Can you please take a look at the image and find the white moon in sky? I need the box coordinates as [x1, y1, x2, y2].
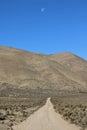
[41, 8, 45, 12]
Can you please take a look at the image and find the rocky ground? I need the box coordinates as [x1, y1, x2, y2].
[0, 97, 46, 130]
[0, 94, 87, 130]
[13, 98, 80, 130]
[52, 94, 87, 130]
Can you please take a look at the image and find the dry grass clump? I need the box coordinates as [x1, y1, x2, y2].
[52, 95, 87, 130]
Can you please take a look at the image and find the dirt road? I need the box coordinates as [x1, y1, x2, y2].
[13, 98, 80, 130]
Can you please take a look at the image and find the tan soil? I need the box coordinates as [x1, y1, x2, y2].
[13, 98, 81, 130]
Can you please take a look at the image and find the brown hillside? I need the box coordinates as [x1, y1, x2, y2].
[0, 47, 87, 97]
[49, 52, 87, 83]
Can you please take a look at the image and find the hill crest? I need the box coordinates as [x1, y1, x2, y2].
[0, 46, 87, 97]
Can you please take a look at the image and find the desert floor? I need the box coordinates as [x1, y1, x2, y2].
[13, 98, 81, 130]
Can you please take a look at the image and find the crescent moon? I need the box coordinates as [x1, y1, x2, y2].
[41, 8, 45, 12]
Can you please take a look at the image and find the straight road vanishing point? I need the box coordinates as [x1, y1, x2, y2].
[13, 98, 81, 130]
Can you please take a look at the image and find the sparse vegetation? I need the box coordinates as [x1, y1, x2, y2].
[0, 47, 87, 129]
[0, 97, 46, 130]
[1, 94, 87, 130]
[52, 94, 87, 130]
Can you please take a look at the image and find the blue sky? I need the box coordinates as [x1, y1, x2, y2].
[0, 0, 87, 59]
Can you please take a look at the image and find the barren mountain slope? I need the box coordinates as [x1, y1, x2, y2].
[0, 47, 87, 97]
[49, 52, 87, 83]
